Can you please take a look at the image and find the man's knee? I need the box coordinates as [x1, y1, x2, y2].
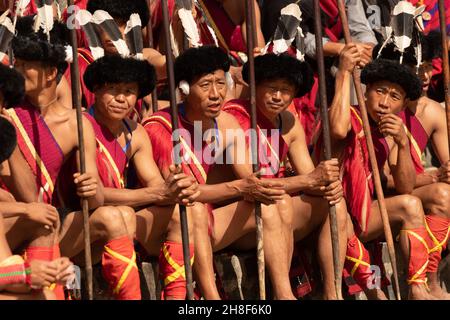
[117, 206, 136, 236]
[91, 206, 128, 236]
[428, 183, 450, 217]
[399, 195, 424, 226]
[276, 194, 294, 226]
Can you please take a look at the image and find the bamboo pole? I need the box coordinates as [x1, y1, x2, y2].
[67, 0, 93, 300]
[245, 0, 265, 300]
[313, 0, 342, 300]
[161, 0, 194, 300]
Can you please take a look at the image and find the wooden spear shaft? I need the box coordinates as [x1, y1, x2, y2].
[245, 0, 265, 300]
[437, 0, 450, 152]
[67, 0, 93, 300]
[336, 0, 401, 300]
[161, 0, 194, 300]
[313, 0, 342, 300]
[146, 0, 159, 114]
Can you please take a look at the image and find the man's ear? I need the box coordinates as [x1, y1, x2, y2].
[45, 66, 58, 82]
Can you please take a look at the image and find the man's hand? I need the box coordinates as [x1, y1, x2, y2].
[308, 159, 340, 187]
[53, 257, 75, 286]
[338, 43, 360, 73]
[240, 173, 286, 205]
[320, 180, 344, 205]
[355, 43, 373, 67]
[162, 165, 200, 206]
[438, 160, 450, 184]
[24, 202, 59, 229]
[378, 114, 408, 146]
[73, 172, 98, 198]
[28, 260, 58, 289]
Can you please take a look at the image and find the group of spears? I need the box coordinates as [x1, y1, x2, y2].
[0, 0, 449, 301]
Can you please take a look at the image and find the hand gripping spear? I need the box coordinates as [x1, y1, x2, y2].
[437, 0, 450, 152]
[313, 0, 342, 300]
[336, 0, 401, 300]
[161, 0, 194, 300]
[67, 0, 93, 300]
[245, 0, 266, 300]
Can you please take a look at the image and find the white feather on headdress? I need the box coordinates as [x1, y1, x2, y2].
[14, 0, 31, 29]
[176, 0, 201, 48]
[92, 10, 130, 58]
[75, 10, 105, 60]
[124, 13, 144, 60]
[34, 0, 54, 41]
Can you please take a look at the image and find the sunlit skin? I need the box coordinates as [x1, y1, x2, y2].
[94, 82, 139, 122]
[255, 79, 297, 121]
[183, 70, 227, 127]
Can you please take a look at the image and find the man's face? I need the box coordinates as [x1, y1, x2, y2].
[97, 20, 127, 55]
[417, 61, 433, 93]
[256, 79, 296, 118]
[365, 80, 407, 122]
[14, 59, 53, 94]
[95, 82, 139, 121]
[185, 70, 227, 119]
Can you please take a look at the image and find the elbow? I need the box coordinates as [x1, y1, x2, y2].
[330, 127, 349, 141]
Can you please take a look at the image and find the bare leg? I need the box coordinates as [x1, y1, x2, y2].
[361, 195, 435, 300]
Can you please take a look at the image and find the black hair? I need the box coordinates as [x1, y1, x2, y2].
[243, 53, 314, 98]
[87, 0, 150, 28]
[0, 64, 25, 108]
[12, 16, 70, 80]
[0, 117, 17, 163]
[361, 59, 422, 100]
[174, 46, 230, 85]
[83, 54, 156, 98]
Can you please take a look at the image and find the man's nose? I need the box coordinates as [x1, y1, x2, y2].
[273, 90, 282, 101]
[209, 84, 219, 99]
[115, 93, 126, 102]
[379, 94, 390, 109]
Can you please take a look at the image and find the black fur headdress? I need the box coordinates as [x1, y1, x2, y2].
[243, 53, 314, 98]
[83, 54, 156, 98]
[0, 64, 25, 108]
[0, 117, 17, 164]
[12, 15, 70, 77]
[361, 59, 422, 100]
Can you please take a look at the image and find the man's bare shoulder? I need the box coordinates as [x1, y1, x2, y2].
[217, 110, 242, 130]
[420, 96, 445, 126]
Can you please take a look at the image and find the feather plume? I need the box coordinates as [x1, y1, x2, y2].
[194, 0, 218, 46]
[176, 0, 201, 48]
[271, 3, 302, 55]
[391, 1, 415, 63]
[0, 16, 14, 63]
[34, 0, 54, 40]
[92, 10, 130, 58]
[124, 14, 144, 60]
[14, 0, 31, 17]
[75, 10, 104, 60]
[169, 23, 180, 57]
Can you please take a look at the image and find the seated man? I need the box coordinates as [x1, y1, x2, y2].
[59, 53, 199, 300]
[328, 46, 434, 300]
[222, 51, 387, 300]
[0, 115, 73, 300]
[375, 39, 450, 299]
[3, 16, 103, 300]
[144, 46, 296, 300]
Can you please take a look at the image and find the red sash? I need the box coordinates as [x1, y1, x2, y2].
[223, 99, 290, 178]
[197, 0, 246, 59]
[398, 108, 428, 174]
[319, 0, 343, 42]
[84, 113, 128, 189]
[6, 104, 64, 204]
[143, 108, 210, 185]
